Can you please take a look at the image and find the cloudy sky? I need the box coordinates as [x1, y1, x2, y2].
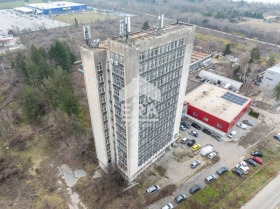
[233, 0, 280, 3]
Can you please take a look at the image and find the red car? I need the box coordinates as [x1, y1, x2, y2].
[250, 156, 263, 164]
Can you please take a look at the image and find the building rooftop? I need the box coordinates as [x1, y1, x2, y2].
[112, 22, 194, 45]
[199, 70, 243, 91]
[185, 83, 252, 123]
[14, 7, 34, 13]
[191, 50, 211, 64]
[25, 1, 86, 10]
[266, 64, 280, 74]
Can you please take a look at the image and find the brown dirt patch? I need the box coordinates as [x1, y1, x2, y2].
[238, 123, 274, 148]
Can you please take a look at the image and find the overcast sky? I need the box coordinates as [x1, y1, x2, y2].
[233, 0, 280, 3]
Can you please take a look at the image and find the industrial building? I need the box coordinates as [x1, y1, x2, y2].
[25, 1, 87, 15]
[14, 7, 34, 14]
[199, 70, 243, 91]
[80, 20, 195, 181]
[184, 83, 252, 135]
[261, 64, 280, 90]
[189, 50, 212, 73]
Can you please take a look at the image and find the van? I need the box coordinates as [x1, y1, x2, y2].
[200, 146, 214, 156]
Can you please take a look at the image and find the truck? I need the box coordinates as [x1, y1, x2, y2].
[200, 146, 214, 156]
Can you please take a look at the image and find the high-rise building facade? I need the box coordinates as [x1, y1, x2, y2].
[81, 22, 196, 181]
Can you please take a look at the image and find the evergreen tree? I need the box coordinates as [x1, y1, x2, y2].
[23, 86, 45, 121]
[43, 67, 79, 116]
[49, 41, 75, 72]
[13, 52, 30, 85]
[142, 21, 150, 30]
[274, 82, 280, 101]
[266, 54, 276, 67]
[249, 48, 260, 63]
[74, 18, 79, 27]
[223, 44, 231, 55]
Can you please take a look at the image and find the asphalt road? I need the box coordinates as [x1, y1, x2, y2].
[240, 173, 280, 209]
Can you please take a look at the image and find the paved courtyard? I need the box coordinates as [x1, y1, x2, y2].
[146, 112, 268, 209]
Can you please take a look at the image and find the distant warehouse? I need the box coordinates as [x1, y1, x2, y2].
[25, 1, 87, 15]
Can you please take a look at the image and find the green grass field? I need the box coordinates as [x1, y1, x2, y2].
[53, 11, 117, 25]
[0, 0, 42, 9]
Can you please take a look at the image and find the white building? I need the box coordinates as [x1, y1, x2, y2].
[80, 22, 195, 181]
[261, 64, 280, 90]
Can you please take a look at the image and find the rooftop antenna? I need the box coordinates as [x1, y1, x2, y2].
[120, 16, 131, 42]
[83, 26, 100, 48]
[156, 14, 164, 35]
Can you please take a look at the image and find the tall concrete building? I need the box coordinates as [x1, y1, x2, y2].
[81, 22, 196, 181]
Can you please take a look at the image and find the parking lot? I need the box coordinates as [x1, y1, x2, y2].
[147, 113, 264, 209]
[0, 9, 69, 34]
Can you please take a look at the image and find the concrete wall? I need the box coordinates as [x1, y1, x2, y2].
[80, 47, 109, 170]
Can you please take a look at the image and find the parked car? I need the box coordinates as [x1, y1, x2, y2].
[191, 122, 201, 130]
[187, 139, 196, 147]
[244, 157, 257, 167]
[200, 146, 214, 156]
[202, 128, 211, 135]
[251, 151, 263, 157]
[180, 125, 187, 131]
[181, 122, 190, 129]
[273, 134, 280, 141]
[242, 120, 254, 126]
[250, 156, 263, 164]
[191, 144, 201, 151]
[236, 123, 248, 130]
[205, 175, 216, 184]
[191, 160, 201, 168]
[190, 184, 201, 194]
[211, 133, 221, 141]
[189, 131, 198, 137]
[231, 167, 243, 177]
[181, 137, 189, 144]
[217, 167, 228, 175]
[162, 203, 174, 209]
[228, 130, 237, 138]
[236, 161, 249, 174]
[175, 194, 187, 204]
[146, 185, 160, 194]
[208, 152, 217, 159]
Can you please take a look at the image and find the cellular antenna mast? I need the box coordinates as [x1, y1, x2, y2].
[156, 14, 164, 35]
[83, 26, 100, 48]
[120, 16, 131, 42]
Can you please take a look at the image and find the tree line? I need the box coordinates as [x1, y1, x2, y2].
[12, 40, 79, 122]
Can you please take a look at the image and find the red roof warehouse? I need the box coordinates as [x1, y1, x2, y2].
[184, 83, 252, 134]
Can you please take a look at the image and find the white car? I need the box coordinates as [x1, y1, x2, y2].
[181, 137, 189, 144]
[236, 161, 249, 174]
[236, 123, 248, 130]
[146, 185, 160, 194]
[190, 160, 201, 168]
[205, 174, 216, 183]
[162, 203, 174, 209]
[228, 130, 237, 138]
[208, 152, 217, 159]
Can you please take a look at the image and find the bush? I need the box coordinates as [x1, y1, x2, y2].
[154, 165, 167, 177]
[248, 110, 259, 118]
